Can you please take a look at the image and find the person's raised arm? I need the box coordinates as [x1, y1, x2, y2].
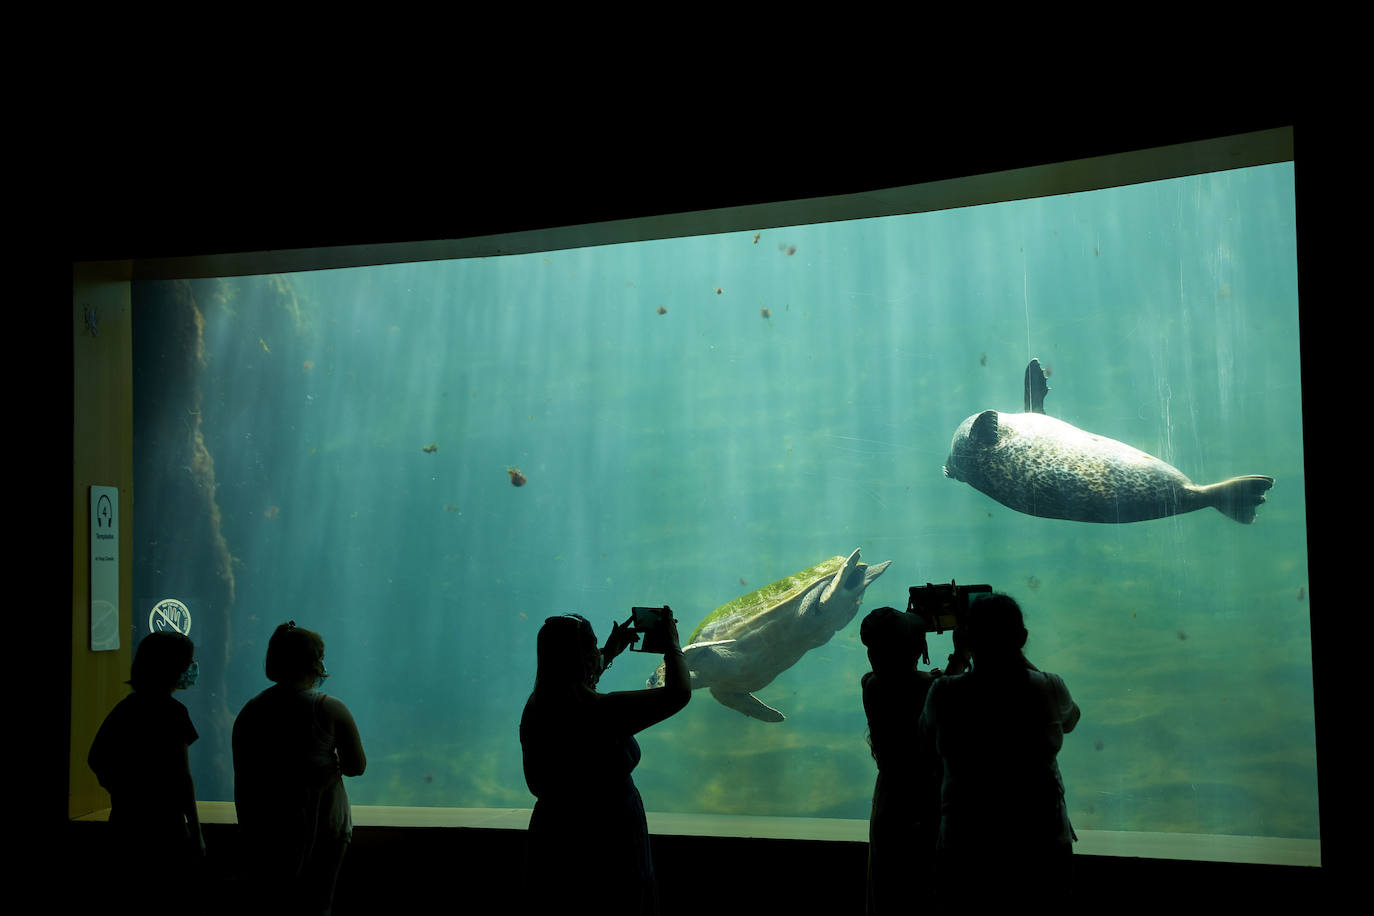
[595, 610, 690, 735]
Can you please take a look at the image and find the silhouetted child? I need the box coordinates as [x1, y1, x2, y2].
[88, 631, 204, 911]
[860, 606, 944, 915]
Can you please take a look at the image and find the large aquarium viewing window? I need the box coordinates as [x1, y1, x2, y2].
[128, 135, 1313, 856]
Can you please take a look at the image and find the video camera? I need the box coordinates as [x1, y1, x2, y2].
[906, 580, 992, 633]
[906, 580, 991, 671]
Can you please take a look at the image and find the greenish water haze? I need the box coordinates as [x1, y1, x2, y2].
[133, 162, 1312, 838]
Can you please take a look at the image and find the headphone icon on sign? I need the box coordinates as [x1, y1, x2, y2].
[96, 494, 113, 528]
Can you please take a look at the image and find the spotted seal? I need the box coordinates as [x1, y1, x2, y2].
[944, 359, 1274, 524]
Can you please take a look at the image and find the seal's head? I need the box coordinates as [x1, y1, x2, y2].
[945, 410, 998, 483]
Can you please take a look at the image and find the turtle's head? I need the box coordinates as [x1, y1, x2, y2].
[847, 557, 891, 597]
[826, 548, 890, 599]
[648, 646, 714, 688]
[813, 549, 890, 635]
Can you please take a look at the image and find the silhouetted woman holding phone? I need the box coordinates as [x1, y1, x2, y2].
[520, 610, 690, 916]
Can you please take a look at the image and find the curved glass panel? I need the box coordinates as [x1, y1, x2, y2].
[132, 161, 1311, 839]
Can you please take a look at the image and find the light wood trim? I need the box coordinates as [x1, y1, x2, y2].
[70, 261, 135, 818]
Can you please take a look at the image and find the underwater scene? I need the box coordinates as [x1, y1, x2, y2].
[131, 161, 1312, 839]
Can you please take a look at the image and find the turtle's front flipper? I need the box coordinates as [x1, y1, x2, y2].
[1024, 358, 1050, 414]
[710, 688, 785, 722]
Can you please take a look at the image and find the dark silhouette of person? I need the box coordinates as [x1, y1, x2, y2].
[88, 631, 205, 914]
[919, 593, 1080, 900]
[520, 611, 691, 916]
[232, 622, 366, 916]
[859, 606, 945, 915]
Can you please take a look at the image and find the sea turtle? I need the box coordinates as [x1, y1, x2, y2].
[647, 548, 889, 722]
[944, 358, 1274, 524]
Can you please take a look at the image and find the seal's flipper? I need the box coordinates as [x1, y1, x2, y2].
[1200, 475, 1275, 525]
[710, 688, 785, 722]
[1024, 358, 1050, 413]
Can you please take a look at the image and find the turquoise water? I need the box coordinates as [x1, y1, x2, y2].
[132, 162, 1312, 838]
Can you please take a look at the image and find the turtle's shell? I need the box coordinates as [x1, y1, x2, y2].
[687, 555, 846, 645]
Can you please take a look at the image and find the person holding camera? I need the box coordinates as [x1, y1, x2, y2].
[859, 606, 946, 915]
[520, 608, 690, 916]
[919, 593, 1080, 900]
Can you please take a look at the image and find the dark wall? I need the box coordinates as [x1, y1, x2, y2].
[64, 113, 1300, 263]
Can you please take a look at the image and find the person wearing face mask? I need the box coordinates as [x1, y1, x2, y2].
[88, 629, 206, 896]
[232, 621, 366, 916]
[520, 611, 691, 916]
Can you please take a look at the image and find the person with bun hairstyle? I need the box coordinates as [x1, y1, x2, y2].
[233, 622, 366, 916]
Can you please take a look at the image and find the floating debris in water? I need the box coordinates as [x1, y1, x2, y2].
[1025, 575, 1041, 592]
[753, 232, 760, 244]
[778, 243, 796, 256]
[443, 505, 461, 513]
[508, 467, 528, 487]
[979, 352, 988, 366]
[1093, 738, 1104, 751]
[739, 577, 748, 587]
[259, 338, 270, 353]
[302, 360, 314, 371]
[760, 307, 771, 319]
[714, 287, 723, 295]
[263, 506, 279, 519]
[423, 772, 433, 784]
[1296, 586, 1305, 601]
[1177, 630, 1188, 641]
[422, 443, 438, 454]
[656, 305, 668, 315]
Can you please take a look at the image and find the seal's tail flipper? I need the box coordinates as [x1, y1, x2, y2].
[1024, 358, 1050, 414]
[1202, 475, 1276, 524]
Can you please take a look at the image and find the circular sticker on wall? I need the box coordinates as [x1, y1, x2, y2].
[149, 598, 192, 635]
